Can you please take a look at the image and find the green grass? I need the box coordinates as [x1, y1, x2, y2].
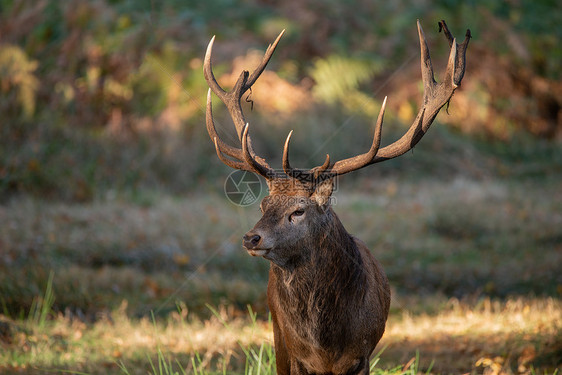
[1, 144, 561, 374]
[3, 295, 560, 374]
[1, 144, 560, 319]
[1, 165, 561, 373]
[27, 270, 55, 328]
[120, 345, 399, 375]
[1, 127, 561, 375]
[1, 271, 561, 374]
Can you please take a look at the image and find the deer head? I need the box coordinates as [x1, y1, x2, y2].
[204, 20, 470, 265]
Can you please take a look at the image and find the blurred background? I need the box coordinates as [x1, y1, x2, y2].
[0, 0, 561, 374]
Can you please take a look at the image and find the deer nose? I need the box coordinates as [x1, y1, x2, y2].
[243, 233, 261, 249]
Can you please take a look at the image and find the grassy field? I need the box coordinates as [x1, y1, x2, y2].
[1, 1, 561, 373]
[1, 294, 560, 374]
[1, 129, 561, 374]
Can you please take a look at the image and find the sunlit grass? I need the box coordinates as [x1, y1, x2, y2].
[1, 291, 560, 374]
[1, 130, 560, 374]
[382, 296, 562, 373]
[1, 174, 561, 373]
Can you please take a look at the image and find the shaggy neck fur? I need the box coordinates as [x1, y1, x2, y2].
[271, 207, 367, 352]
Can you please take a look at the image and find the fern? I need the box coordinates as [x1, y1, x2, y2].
[309, 54, 383, 116]
[0, 44, 39, 118]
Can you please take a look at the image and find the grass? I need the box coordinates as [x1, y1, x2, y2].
[27, 271, 55, 329]
[0, 170, 561, 373]
[0, 106, 561, 375]
[1, 157, 561, 317]
[1, 288, 560, 374]
[1, 1, 560, 373]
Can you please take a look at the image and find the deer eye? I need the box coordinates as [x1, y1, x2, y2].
[289, 209, 305, 222]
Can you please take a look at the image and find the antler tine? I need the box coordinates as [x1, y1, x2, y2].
[366, 20, 469, 164]
[204, 30, 285, 139]
[203, 34, 248, 140]
[247, 30, 286, 88]
[209, 88, 257, 172]
[316, 153, 331, 175]
[283, 96, 387, 179]
[203, 36, 227, 101]
[213, 137, 248, 170]
[445, 38, 458, 89]
[204, 32, 287, 178]
[418, 20, 436, 100]
[282, 130, 331, 181]
[281, 130, 294, 175]
[206, 89, 245, 161]
[329, 97, 387, 175]
[439, 20, 471, 85]
[323, 20, 469, 175]
[242, 123, 275, 178]
[358, 20, 435, 163]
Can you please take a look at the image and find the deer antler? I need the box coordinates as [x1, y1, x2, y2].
[283, 20, 471, 178]
[204, 31, 286, 178]
[282, 97, 386, 178]
[204, 20, 471, 185]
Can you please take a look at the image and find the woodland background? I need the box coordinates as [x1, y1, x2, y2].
[0, 1, 561, 374]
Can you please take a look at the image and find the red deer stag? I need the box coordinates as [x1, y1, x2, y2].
[204, 20, 470, 375]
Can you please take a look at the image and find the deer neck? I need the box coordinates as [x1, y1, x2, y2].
[272, 208, 365, 297]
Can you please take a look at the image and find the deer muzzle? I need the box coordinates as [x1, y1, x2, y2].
[242, 232, 269, 256]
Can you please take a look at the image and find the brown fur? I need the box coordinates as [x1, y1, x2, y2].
[243, 182, 390, 375]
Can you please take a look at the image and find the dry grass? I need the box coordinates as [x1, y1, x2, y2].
[0, 297, 559, 374]
[382, 296, 562, 374]
[1, 138, 561, 374]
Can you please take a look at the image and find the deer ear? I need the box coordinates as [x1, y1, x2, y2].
[311, 178, 333, 207]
